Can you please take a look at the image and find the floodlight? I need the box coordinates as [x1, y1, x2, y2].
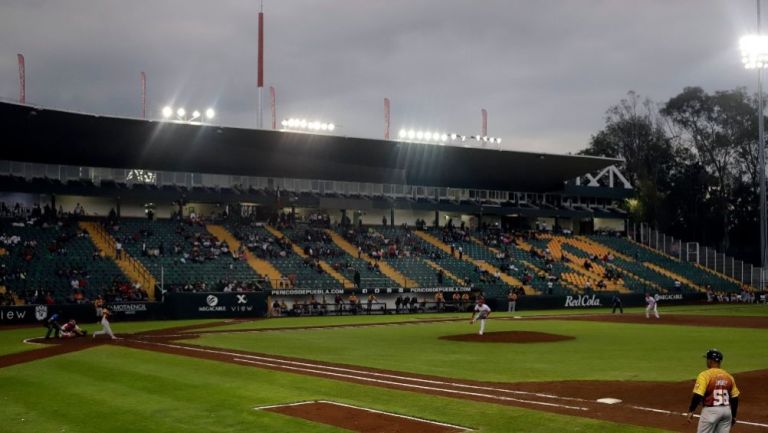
[407, 129, 415, 139]
[441, 134, 448, 141]
[162, 106, 173, 118]
[281, 120, 288, 127]
[299, 119, 307, 128]
[416, 131, 424, 140]
[424, 132, 433, 140]
[177, 108, 186, 117]
[328, 123, 335, 131]
[450, 133, 457, 140]
[399, 129, 407, 138]
[740, 35, 768, 69]
[205, 108, 215, 119]
[191, 110, 201, 120]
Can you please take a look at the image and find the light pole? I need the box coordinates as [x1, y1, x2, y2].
[740, 0, 768, 289]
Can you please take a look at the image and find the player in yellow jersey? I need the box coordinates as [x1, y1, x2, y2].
[686, 349, 740, 433]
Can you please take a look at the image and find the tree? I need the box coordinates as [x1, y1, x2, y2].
[580, 91, 677, 226]
[661, 87, 758, 250]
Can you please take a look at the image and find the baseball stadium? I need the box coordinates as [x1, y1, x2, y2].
[2, 3, 768, 433]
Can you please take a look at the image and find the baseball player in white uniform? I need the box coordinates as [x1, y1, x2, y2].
[470, 297, 491, 335]
[645, 293, 659, 319]
[92, 307, 117, 340]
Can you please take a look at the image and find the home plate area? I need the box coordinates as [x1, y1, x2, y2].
[256, 400, 473, 433]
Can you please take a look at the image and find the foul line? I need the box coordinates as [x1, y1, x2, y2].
[128, 338, 768, 429]
[255, 400, 474, 431]
[627, 405, 768, 429]
[138, 339, 589, 403]
[234, 357, 588, 411]
[130, 338, 587, 411]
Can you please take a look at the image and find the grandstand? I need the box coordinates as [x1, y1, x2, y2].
[0, 101, 757, 307]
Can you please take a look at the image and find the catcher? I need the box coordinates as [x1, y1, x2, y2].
[470, 296, 491, 335]
[60, 319, 87, 338]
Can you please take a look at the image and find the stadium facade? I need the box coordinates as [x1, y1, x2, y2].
[0, 102, 631, 232]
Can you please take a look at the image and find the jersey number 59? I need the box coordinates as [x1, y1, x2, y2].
[713, 389, 730, 406]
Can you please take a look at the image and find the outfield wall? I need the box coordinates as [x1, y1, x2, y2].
[0, 291, 706, 326]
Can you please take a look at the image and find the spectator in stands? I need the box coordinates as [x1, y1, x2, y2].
[354, 269, 361, 288]
[366, 293, 376, 314]
[348, 293, 359, 314]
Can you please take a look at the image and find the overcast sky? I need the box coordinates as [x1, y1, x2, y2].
[0, 1, 761, 154]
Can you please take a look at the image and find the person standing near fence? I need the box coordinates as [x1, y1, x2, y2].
[507, 289, 518, 312]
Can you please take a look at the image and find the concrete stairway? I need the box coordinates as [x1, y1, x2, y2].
[265, 225, 354, 289]
[79, 221, 157, 300]
[643, 262, 704, 292]
[414, 231, 531, 294]
[325, 229, 418, 288]
[423, 259, 465, 285]
[206, 224, 284, 286]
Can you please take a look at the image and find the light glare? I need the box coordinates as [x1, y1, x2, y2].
[162, 106, 173, 118]
[740, 34, 768, 69]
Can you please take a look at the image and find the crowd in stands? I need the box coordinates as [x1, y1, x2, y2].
[3, 201, 767, 307]
[270, 290, 482, 317]
[0, 207, 149, 305]
[169, 279, 266, 293]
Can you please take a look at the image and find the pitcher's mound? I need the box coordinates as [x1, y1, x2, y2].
[440, 331, 574, 343]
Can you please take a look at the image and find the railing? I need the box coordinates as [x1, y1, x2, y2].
[629, 222, 762, 289]
[90, 222, 155, 292]
[262, 276, 431, 291]
[268, 300, 475, 317]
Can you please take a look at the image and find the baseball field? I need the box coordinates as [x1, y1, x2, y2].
[1, 304, 767, 433]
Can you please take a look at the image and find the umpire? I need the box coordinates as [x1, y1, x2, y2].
[686, 349, 740, 433]
[44, 312, 61, 339]
[611, 295, 623, 314]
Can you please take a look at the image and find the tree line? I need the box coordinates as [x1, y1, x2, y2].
[580, 88, 761, 264]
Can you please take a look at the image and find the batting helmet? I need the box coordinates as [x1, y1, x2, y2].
[704, 349, 723, 362]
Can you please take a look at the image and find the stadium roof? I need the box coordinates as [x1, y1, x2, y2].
[0, 102, 620, 193]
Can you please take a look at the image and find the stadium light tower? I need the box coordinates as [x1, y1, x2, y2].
[161, 105, 215, 123]
[740, 0, 768, 289]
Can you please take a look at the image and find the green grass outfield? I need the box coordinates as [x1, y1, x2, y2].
[1, 304, 765, 433]
[0, 344, 667, 433]
[186, 314, 768, 383]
